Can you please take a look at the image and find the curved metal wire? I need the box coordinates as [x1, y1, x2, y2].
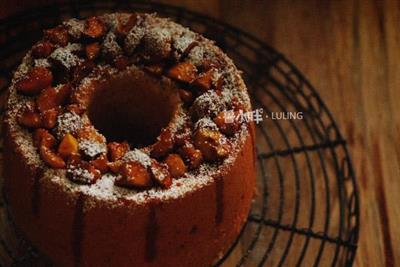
[0, 1, 359, 266]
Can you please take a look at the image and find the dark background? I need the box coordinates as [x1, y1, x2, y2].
[1, 0, 399, 266]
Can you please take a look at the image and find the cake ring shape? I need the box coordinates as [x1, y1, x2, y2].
[3, 13, 256, 267]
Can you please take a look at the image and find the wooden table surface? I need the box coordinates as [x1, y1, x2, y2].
[144, 1, 400, 266]
[1, 0, 399, 266]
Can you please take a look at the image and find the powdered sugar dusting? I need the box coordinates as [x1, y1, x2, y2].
[50, 44, 83, 70]
[11, 127, 42, 166]
[34, 58, 51, 68]
[142, 25, 172, 58]
[169, 106, 189, 134]
[13, 54, 33, 81]
[63, 18, 85, 39]
[79, 139, 107, 158]
[122, 149, 151, 167]
[5, 12, 253, 208]
[194, 117, 218, 131]
[191, 90, 227, 118]
[63, 164, 221, 208]
[211, 68, 222, 85]
[186, 45, 204, 67]
[40, 115, 249, 209]
[55, 112, 83, 138]
[124, 25, 145, 55]
[67, 165, 95, 184]
[150, 163, 168, 181]
[102, 32, 122, 58]
[173, 30, 197, 53]
[83, 174, 118, 201]
[101, 13, 119, 30]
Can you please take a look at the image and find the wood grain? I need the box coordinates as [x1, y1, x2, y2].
[147, 0, 400, 266]
[1, 0, 399, 266]
[208, 1, 400, 266]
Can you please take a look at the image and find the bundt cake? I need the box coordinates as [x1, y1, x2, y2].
[3, 13, 256, 267]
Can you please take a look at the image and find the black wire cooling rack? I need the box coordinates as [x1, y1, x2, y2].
[0, 1, 359, 266]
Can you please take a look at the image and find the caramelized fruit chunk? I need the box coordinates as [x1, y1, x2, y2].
[32, 41, 56, 58]
[77, 126, 104, 143]
[55, 83, 72, 106]
[116, 161, 152, 188]
[178, 89, 194, 105]
[84, 17, 106, 39]
[107, 141, 130, 161]
[166, 62, 197, 83]
[72, 61, 95, 84]
[33, 128, 56, 148]
[116, 14, 138, 36]
[164, 154, 187, 178]
[35, 129, 67, 169]
[85, 42, 101, 60]
[199, 59, 220, 72]
[16, 67, 53, 96]
[108, 160, 123, 173]
[44, 26, 69, 46]
[67, 154, 81, 165]
[41, 108, 59, 129]
[90, 154, 109, 173]
[18, 111, 42, 128]
[141, 33, 172, 63]
[178, 143, 203, 169]
[67, 159, 101, 184]
[150, 160, 172, 188]
[58, 133, 79, 158]
[40, 146, 66, 169]
[86, 164, 102, 182]
[213, 111, 240, 136]
[37, 87, 58, 112]
[193, 129, 230, 161]
[150, 128, 174, 158]
[192, 68, 214, 92]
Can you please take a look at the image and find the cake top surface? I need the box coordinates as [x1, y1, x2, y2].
[5, 12, 252, 207]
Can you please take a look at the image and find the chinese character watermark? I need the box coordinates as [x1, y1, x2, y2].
[225, 109, 303, 124]
[235, 108, 264, 124]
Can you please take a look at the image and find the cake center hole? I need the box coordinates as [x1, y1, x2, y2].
[88, 69, 179, 147]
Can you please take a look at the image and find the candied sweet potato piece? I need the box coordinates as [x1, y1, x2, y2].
[84, 17, 106, 39]
[166, 62, 197, 83]
[164, 154, 187, 178]
[16, 67, 53, 96]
